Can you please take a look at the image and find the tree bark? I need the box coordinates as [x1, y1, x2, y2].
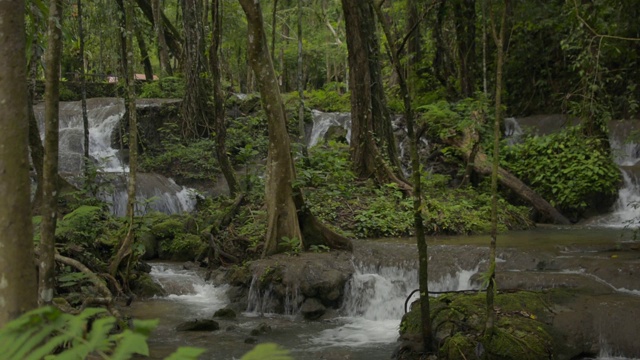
[0, 0, 38, 327]
[211, 0, 239, 196]
[77, 0, 91, 188]
[135, 22, 154, 81]
[39, 0, 64, 307]
[110, 0, 139, 278]
[135, 0, 183, 62]
[239, 0, 352, 256]
[181, 0, 212, 138]
[453, 0, 476, 98]
[152, 0, 173, 75]
[341, 0, 409, 189]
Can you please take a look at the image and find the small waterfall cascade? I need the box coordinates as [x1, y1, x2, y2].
[33, 98, 196, 216]
[597, 120, 640, 227]
[149, 264, 229, 317]
[308, 110, 352, 147]
[310, 262, 479, 348]
[245, 276, 302, 317]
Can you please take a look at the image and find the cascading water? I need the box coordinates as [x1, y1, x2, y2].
[308, 263, 478, 349]
[33, 98, 196, 216]
[308, 110, 352, 147]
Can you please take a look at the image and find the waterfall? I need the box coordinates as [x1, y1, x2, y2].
[308, 110, 352, 147]
[33, 98, 196, 216]
[310, 263, 478, 348]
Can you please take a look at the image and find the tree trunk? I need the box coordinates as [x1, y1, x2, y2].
[152, 0, 173, 75]
[39, 0, 64, 307]
[0, 0, 38, 327]
[238, 0, 352, 256]
[77, 0, 91, 188]
[135, 0, 183, 62]
[211, 0, 239, 196]
[341, 0, 409, 189]
[135, 22, 154, 81]
[181, 0, 212, 138]
[374, 1, 434, 352]
[110, 0, 138, 278]
[297, 0, 307, 155]
[453, 0, 476, 98]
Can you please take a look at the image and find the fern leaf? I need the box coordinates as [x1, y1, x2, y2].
[240, 343, 292, 360]
[164, 346, 206, 360]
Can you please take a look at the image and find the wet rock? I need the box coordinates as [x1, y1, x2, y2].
[176, 319, 220, 332]
[130, 272, 166, 298]
[244, 337, 257, 344]
[300, 297, 326, 320]
[138, 231, 158, 260]
[213, 308, 237, 319]
[250, 322, 271, 336]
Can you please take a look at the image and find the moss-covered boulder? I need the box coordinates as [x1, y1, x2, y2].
[130, 272, 166, 298]
[55, 205, 106, 245]
[159, 233, 207, 261]
[397, 291, 555, 360]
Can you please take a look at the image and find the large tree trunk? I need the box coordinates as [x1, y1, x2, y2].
[135, 0, 182, 62]
[211, 0, 239, 196]
[341, 0, 409, 189]
[181, 0, 212, 138]
[39, 0, 64, 307]
[239, 0, 352, 257]
[0, 0, 38, 327]
[453, 0, 476, 98]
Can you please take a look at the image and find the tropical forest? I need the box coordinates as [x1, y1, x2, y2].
[1, 0, 639, 359]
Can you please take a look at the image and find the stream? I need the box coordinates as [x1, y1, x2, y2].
[127, 226, 640, 359]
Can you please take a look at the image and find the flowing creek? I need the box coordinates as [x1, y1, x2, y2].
[128, 227, 640, 359]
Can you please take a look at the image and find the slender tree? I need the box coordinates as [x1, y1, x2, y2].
[110, 0, 139, 278]
[211, 0, 239, 196]
[77, 0, 91, 188]
[297, 0, 307, 155]
[151, 0, 174, 75]
[341, 0, 409, 189]
[375, 0, 434, 352]
[0, 0, 38, 327]
[39, 0, 65, 307]
[238, 0, 352, 256]
[485, 0, 508, 338]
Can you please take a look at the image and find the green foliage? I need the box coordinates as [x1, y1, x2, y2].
[240, 343, 292, 360]
[0, 307, 158, 360]
[305, 84, 350, 112]
[150, 215, 184, 239]
[160, 233, 207, 261]
[139, 124, 219, 182]
[139, 77, 185, 98]
[299, 142, 530, 238]
[55, 206, 106, 245]
[309, 244, 330, 253]
[278, 236, 301, 255]
[503, 126, 620, 218]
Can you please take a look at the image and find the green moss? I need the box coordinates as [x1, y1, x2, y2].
[55, 206, 105, 244]
[150, 217, 185, 239]
[131, 272, 166, 298]
[400, 291, 554, 360]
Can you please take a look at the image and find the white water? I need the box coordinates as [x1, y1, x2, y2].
[308, 110, 352, 147]
[308, 263, 478, 349]
[33, 98, 196, 216]
[150, 264, 229, 317]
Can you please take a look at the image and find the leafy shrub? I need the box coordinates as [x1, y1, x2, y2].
[305, 85, 350, 112]
[502, 126, 620, 218]
[139, 76, 185, 98]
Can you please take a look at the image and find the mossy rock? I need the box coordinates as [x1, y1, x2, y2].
[131, 272, 166, 298]
[138, 231, 159, 260]
[400, 291, 554, 360]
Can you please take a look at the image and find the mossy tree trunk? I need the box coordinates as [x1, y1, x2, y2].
[485, 0, 509, 338]
[39, 0, 64, 307]
[211, 0, 239, 196]
[239, 0, 352, 257]
[0, 0, 38, 327]
[341, 0, 409, 190]
[374, 1, 434, 352]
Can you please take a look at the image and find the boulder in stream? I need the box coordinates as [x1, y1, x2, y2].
[176, 319, 220, 332]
